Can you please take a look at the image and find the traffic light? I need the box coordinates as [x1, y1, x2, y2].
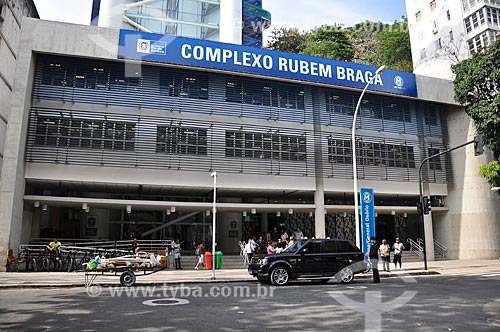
[422, 196, 431, 215]
[416, 200, 422, 214]
[474, 135, 484, 156]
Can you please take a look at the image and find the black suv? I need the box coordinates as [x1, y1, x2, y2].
[248, 238, 366, 286]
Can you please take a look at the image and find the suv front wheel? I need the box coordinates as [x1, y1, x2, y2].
[270, 266, 290, 286]
[337, 266, 354, 283]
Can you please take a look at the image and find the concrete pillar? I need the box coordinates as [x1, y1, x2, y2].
[219, 0, 242, 44]
[97, 0, 125, 28]
[261, 212, 268, 234]
[314, 176, 325, 238]
[434, 107, 500, 259]
[0, 21, 36, 270]
[424, 213, 435, 261]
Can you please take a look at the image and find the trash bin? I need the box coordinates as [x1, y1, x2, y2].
[215, 251, 223, 269]
[205, 252, 213, 270]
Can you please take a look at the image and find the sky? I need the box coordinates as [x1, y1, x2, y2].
[33, 0, 408, 41]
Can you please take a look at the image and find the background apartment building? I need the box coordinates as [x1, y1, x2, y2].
[406, 0, 500, 79]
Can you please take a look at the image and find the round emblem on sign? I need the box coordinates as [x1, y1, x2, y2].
[394, 76, 404, 88]
[230, 220, 237, 229]
[362, 192, 372, 204]
[138, 41, 149, 51]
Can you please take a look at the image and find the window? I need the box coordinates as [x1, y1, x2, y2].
[424, 108, 438, 126]
[225, 78, 305, 110]
[41, 61, 75, 87]
[301, 241, 322, 254]
[328, 139, 416, 169]
[479, 8, 486, 25]
[430, 0, 436, 11]
[160, 70, 209, 99]
[435, 38, 442, 50]
[449, 30, 454, 41]
[225, 130, 307, 161]
[465, 17, 472, 33]
[428, 148, 442, 170]
[447, 10, 451, 20]
[156, 125, 207, 155]
[420, 48, 427, 59]
[326, 91, 354, 115]
[323, 241, 337, 253]
[416, 11, 422, 21]
[336, 241, 357, 253]
[34, 115, 135, 151]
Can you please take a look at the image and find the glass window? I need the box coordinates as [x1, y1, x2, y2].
[301, 241, 322, 254]
[326, 91, 354, 116]
[160, 70, 209, 99]
[428, 148, 442, 170]
[225, 130, 306, 161]
[157, 125, 207, 155]
[336, 241, 357, 253]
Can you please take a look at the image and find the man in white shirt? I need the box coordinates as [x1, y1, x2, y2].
[379, 239, 391, 272]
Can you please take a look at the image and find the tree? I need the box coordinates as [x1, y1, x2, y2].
[375, 18, 413, 72]
[452, 40, 500, 155]
[301, 25, 355, 62]
[267, 27, 307, 54]
[453, 40, 500, 188]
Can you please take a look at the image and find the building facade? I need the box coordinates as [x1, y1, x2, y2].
[0, 0, 38, 193]
[0, 18, 499, 271]
[406, 0, 500, 79]
[91, 0, 271, 46]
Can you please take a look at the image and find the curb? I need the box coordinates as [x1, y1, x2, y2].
[0, 270, 440, 289]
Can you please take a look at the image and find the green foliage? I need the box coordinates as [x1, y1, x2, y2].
[452, 40, 500, 158]
[479, 161, 500, 187]
[265, 19, 413, 72]
[375, 19, 413, 72]
[301, 25, 355, 62]
[267, 28, 306, 54]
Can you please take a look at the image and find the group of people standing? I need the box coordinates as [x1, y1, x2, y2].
[367, 237, 405, 283]
[244, 227, 305, 263]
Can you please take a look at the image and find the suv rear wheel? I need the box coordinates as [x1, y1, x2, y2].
[270, 266, 290, 286]
[337, 266, 354, 283]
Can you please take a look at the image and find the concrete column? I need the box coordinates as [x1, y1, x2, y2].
[261, 212, 268, 234]
[314, 176, 325, 238]
[424, 213, 435, 261]
[98, 0, 125, 28]
[219, 0, 242, 44]
[0, 20, 37, 270]
[434, 106, 500, 259]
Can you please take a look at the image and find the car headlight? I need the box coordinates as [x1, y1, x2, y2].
[260, 258, 269, 266]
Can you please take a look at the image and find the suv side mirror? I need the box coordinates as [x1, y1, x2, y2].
[301, 248, 308, 255]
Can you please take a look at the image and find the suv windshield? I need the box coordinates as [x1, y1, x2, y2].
[283, 241, 305, 253]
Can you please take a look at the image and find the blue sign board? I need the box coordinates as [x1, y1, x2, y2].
[118, 30, 418, 97]
[360, 188, 376, 255]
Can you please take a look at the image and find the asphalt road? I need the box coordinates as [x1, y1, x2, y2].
[0, 274, 499, 332]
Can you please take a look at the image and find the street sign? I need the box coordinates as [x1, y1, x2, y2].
[360, 188, 376, 255]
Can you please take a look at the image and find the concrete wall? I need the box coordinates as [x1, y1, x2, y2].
[433, 107, 500, 259]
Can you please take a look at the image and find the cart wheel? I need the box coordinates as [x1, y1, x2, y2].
[120, 271, 136, 287]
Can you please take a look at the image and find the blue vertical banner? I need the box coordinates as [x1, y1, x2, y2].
[360, 188, 376, 255]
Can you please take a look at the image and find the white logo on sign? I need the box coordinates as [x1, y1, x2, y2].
[137, 39, 150, 53]
[362, 192, 372, 204]
[394, 76, 404, 88]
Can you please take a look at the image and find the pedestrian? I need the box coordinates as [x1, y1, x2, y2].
[379, 239, 391, 272]
[256, 236, 266, 254]
[366, 237, 380, 283]
[244, 238, 254, 264]
[194, 242, 206, 270]
[172, 239, 182, 270]
[392, 238, 405, 269]
[280, 229, 289, 243]
[270, 227, 280, 246]
[293, 228, 304, 241]
[267, 241, 276, 254]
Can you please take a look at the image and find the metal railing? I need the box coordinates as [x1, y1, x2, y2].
[433, 239, 447, 258]
[407, 237, 424, 258]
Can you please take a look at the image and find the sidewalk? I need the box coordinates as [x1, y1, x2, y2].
[1, 259, 499, 289]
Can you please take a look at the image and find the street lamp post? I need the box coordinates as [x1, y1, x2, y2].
[352, 65, 386, 249]
[210, 171, 217, 280]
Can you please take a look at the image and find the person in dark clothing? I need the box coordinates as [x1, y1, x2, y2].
[270, 227, 280, 246]
[366, 237, 380, 283]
